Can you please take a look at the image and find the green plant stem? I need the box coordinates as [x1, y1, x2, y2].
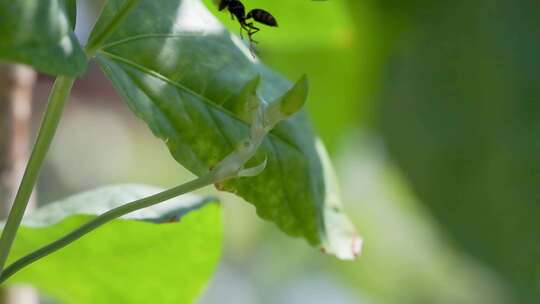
[0, 0, 142, 278]
[85, 0, 142, 57]
[0, 174, 214, 283]
[0, 76, 75, 275]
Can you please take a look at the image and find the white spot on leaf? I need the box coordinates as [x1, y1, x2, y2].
[175, 0, 224, 34]
[59, 35, 73, 55]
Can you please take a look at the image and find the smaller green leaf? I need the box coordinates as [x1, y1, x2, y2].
[276, 74, 309, 116]
[5, 185, 222, 304]
[264, 75, 309, 127]
[0, 0, 87, 76]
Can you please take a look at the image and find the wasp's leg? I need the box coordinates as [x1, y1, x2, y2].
[246, 27, 260, 57]
[246, 22, 260, 34]
[247, 24, 260, 44]
[239, 23, 251, 40]
[239, 25, 244, 39]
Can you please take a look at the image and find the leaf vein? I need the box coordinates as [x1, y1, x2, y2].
[268, 139, 301, 232]
[97, 50, 303, 155]
[100, 33, 201, 50]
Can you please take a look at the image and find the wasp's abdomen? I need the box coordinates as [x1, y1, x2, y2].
[249, 9, 278, 27]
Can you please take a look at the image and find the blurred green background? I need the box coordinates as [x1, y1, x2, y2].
[29, 0, 540, 302]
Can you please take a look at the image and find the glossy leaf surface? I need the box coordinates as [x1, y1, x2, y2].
[0, 0, 86, 76]
[91, 0, 359, 258]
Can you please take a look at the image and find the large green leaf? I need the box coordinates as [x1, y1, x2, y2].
[5, 184, 222, 304]
[90, 0, 359, 259]
[0, 0, 86, 76]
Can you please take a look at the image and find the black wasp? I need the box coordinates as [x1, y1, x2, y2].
[217, 0, 278, 53]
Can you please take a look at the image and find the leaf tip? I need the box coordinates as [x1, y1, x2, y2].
[321, 234, 363, 260]
[245, 74, 262, 94]
[279, 75, 309, 116]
